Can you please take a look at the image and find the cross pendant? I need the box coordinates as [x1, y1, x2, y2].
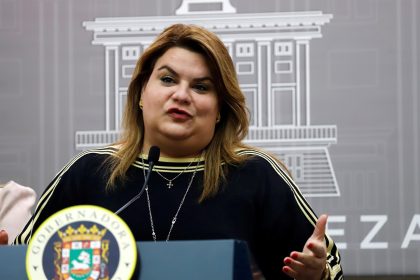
[167, 181, 174, 189]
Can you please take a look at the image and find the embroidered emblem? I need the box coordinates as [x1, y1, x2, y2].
[26, 205, 137, 280]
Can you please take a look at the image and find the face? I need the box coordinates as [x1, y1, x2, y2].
[141, 47, 219, 157]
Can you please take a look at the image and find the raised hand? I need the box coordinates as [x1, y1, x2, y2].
[282, 214, 329, 280]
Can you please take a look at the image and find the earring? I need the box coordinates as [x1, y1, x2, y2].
[216, 112, 221, 123]
[139, 100, 143, 110]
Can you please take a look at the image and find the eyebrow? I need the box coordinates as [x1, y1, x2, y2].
[157, 65, 214, 83]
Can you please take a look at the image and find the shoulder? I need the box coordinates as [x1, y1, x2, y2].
[0, 181, 36, 243]
[74, 146, 118, 161]
[235, 148, 291, 177]
[57, 146, 119, 176]
[232, 147, 299, 194]
[0, 181, 36, 208]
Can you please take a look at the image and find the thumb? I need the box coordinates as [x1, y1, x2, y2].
[312, 214, 328, 241]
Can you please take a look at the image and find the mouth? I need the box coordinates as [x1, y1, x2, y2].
[167, 108, 192, 120]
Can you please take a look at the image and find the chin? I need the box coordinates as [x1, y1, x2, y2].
[167, 134, 192, 141]
[160, 124, 192, 137]
[162, 129, 193, 141]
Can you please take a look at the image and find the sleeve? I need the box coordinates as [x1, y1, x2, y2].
[276, 166, 343, 280]
[241, 150, 343, 280]
[0, 181, 36, 244]
[12, 151, 91, 245]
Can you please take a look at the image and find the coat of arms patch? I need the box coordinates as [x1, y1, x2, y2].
[26, 205, 137, 280]
[54, 224, 109, 279]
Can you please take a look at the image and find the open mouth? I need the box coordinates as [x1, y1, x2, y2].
[167, 108, 192, 120]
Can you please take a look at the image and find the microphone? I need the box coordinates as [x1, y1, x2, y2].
[115, 146, 160, 215]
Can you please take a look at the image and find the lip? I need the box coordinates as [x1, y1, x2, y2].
[167, 107, 192, 120]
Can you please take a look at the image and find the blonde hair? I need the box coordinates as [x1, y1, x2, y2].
[107, 24, 251, 201]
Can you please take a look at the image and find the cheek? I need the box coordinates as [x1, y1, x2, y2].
[141, 86, 154, 106]
[197, 96, 219, 117]
[142, 87, 165, 110]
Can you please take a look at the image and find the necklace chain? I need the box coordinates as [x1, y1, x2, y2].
[141, 154, 201, 242]
[154, 160, 195, 189]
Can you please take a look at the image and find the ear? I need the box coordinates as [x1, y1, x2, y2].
[216, 112, 221, 123]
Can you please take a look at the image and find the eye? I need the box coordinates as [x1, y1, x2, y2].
[160, 75, 175, 85]
[193, 83, 210, 93]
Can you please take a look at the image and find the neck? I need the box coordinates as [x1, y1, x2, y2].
[142, 143, 203, 159]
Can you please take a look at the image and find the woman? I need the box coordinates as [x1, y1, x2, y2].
[14, 24, 342, 279]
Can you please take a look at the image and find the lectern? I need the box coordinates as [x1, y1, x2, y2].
[0, 239, 253, 279]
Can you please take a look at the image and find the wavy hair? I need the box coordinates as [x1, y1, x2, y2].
[107, 23, 251, 201]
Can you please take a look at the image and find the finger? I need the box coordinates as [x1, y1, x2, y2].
[282, 266, 297, 278]
[306, 240, 327, 258]
[311, 214, 328, 241]
[284, 256, 305, 271]
[289, 251, 324, 270]
[0, 230, 8, 245]
[282, 264, 298, 279]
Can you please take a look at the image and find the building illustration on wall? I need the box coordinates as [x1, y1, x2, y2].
[79, 0, 339, 197]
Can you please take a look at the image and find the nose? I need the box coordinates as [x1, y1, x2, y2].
[171, 83, 191, 104]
